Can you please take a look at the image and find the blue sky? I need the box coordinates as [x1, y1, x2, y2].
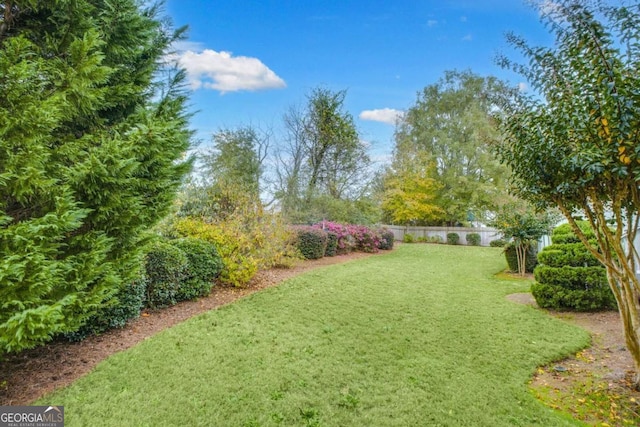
[164, 0, 554, 162]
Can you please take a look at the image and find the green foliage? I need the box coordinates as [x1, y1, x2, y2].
[531, 282, 616, 311]
[490, 239, 507, 247]
[466, 233, 481, 246]
[392, 70, 511, 225]
[63, 277, 147, 342]
[0, 0, 192, 354]
[403, 234, 415, 243]
[446, 233, 460, 245]
[325, 232, 338, 257]
[377, 228, 395, 250]
[144, 240, 189, 309]
[534, 266, 607, 291]
[532, 222, 614, 311]
[490, 203, 555, 275]
[294, 227, 328, 260]
[171, 238, 223, 301]
[537, 245, 601, 268]
[504, 242, 538, 273]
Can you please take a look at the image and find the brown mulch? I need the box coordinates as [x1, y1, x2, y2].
[0, 251, 378, 406]
[508, 291, 640, 425]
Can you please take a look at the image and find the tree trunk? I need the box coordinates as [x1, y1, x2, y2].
[606, 266, 640, 389]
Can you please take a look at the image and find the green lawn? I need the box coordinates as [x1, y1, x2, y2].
[39, 245, 589, 426]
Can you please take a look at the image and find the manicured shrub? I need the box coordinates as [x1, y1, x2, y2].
[531, 282, 616, 311]
[504, 242, 538, 273]
[295, 226, 328, 259]
[446, 233, 460, 245]
[531, 221, 614, 311]
[171, 238, 223, 301]
[144, 240, 189, 308]
[63, 276, 147, 342]
[376, 228, 395, 250]
[325, 231, 338, 257]
[489, 239, 507, 247]
[403, 234, 415, 243]
[466, 233, 481, 246]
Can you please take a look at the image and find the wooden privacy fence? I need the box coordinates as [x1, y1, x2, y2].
[382, 225, 503, 247]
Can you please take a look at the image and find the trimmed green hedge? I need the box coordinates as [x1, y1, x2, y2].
[532, 221, 615, 311]
[537, 244, 601, 268]
[171, 238, 223, 301]
[531, 282, 616, 311]
[324, 231, 338, 257]
[446, 233, 460, 245]
[63, 276, 147, 342]
[489, 239, 506, 247]
[295, 227, 328, 260]
[144, 240, 189, 308]
[466, 233, 481, 246]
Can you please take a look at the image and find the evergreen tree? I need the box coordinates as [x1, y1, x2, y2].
[0, 0, 192, 353]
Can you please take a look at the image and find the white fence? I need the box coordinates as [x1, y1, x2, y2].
[382, 225, 502, 247]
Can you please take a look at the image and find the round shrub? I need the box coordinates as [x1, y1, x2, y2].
[466, 233, 481, 246]
[325, 231, 338, 257]
[63, 276, 147, 342]
[144, 240, 189, 308]
[403, 233, 415, 243]
[295, 226, 328, 259]
[377, 228, 395, 250]
[489, 239, 507, 247]
[504, 242, 538, 273]
[446, 233, 460, 245]
[171, 238, 223, 301]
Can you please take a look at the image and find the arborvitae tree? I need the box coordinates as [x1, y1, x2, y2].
[0, 0, 192, 354]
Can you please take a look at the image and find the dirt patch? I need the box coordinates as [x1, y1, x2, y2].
[0, 251, 379, 406]
[506, 289, 640, 425]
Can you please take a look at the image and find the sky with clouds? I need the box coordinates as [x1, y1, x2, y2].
[164, 0, 555, 162]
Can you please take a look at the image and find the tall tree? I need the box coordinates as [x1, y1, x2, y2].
[393, 70, 511, 225]
[275, 88, 373, 223]
[495, 1, 640, 386]
[381, 150, 444, 226]
[0, 0, 192, 353]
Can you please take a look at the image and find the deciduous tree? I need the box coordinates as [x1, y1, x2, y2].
[394, 70, 511, 225]
[495, 0, 640, 386]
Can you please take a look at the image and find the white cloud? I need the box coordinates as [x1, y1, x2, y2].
[170, 49, 286, 93]
[518, 82, 529, 92]
[427, 19, 438, 27]
[359, 108, 404, 125]
[462, 34, 473, 42]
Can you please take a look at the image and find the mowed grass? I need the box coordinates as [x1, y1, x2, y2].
[39, 245, 589, 426]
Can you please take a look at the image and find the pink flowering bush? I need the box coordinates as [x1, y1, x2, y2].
[313, 221, 353, 254]
[313, 221, 382, 254]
